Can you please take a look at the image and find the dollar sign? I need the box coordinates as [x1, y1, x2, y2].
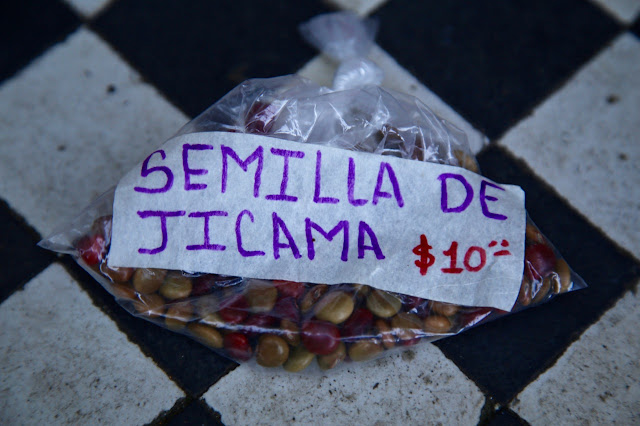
[413, 234, 435, 276]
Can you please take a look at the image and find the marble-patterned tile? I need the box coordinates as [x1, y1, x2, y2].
[62, 0, 113, 18]
[499, 33, 640, 260]
[0, 27, 188, 236]
[203, 344, 484, 425]
[0, 263, 184, 424]
[512, 288, 640, 424]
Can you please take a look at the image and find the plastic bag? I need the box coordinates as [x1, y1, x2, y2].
[40, 12, 586, 371]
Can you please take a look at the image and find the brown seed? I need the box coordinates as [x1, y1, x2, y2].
[244, 280, 277, 313]
[430, 301, 460, 317]
[132, 268, 166, 294]
[348, 339, 383, 362]
[133, 293, 165, 318]
[423, 315, 452, 334]
[188, 323, 223, 349]
[518, 276, 532, 306]
[283, 346, 315, 373]
[256, 334, 290, 368]
[300, 284, 328, 313]
[391, 313, 423, 342]
[280, 319, 300, 346]
[100, 264, 134, 283]
[317, 342, 346, 370]
[532, 276, 551, 304]
[165, 302, 193, 330]
[314, 291, 355, 324]
[555, 259, 572, 293]
[525, 222, 545, 244]
[366, 290, 402, 318]
[110, 283, 136, 301]
[375, 319, 395, 349]
[159, 273, 193, 300]
[453, 149, 480, 173]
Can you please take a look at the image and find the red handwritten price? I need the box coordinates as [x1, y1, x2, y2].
[412, 234, 511, 277]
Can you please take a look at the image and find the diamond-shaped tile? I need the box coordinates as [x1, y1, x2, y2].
[204, 345, 484, 425]
[0, 0, 79, 83]
[0, 263, 183, 424]
[92, 0, 332, 118]
[512, 289, 640, 424]
[373, 0, 620, 139]
[434, 145, 640, 404]
[500, 33, 640, 260]
[0, 27, 188, 237]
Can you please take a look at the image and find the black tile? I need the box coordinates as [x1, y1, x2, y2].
[434, 146, 640, 404]
[0, 199, 55, 303]
[631, 16, 640, 38]
[485, 408, 529, 426]
[374, 0, 621, 139]
[92, 0, 332, 118]
[0, 0, 80, 83]
[165, 399, 223, 426]
[61, 258, 238, 396]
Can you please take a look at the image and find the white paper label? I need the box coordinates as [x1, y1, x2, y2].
[110, 132, 525, 310]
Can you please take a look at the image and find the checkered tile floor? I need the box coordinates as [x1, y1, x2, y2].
[1, 0, 639, 424]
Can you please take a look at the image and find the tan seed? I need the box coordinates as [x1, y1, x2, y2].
[391, 313, 423, 342]
[317, 342, 346, 370]
[314, 291, 354, 324]
[375, 319, 395, 349]
[423, 315, 452, 334]
[256, 334, 290, 368]
[133, 293, 165, 318]
[159, 273, 193, 300]
[165, 302, 193, 330]
[188, 323, 223, 349]
[100, 264, 134, 283]
[244, 280, 277, 313]
[280, 319, 300, 346]
[133, 268, 166, 294]
[430, 301, 460, 317]
[366, 290, 402, 318]
[348, 339, 383, 362]
[283, 346, 315, 373]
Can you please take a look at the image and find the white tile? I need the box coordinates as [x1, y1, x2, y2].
[62, 0, 113, 18]
[0, 27, 189, 236]
[512, 288, 640, 424]
[0, 264, 183, 425]
[499, 34, 640, 260]
[203, 344, 484, 425]
[590, 0, 640, 24]
[326, 0, 389, 16]
[298, 45, 488, 154]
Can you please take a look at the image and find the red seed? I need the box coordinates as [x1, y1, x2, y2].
[243, 314, 276, 337]
[218, 294, 249, 324]
[342, 308, 374, 339]
[224, 332, 252, 361]
[274, 280, 306, 299]
[273, 297, 300, 323]
[525, 244, 556, 280]
[77, 234, 106, 266]
[301, 320, 340, 355]
[245, 101, 280, 135]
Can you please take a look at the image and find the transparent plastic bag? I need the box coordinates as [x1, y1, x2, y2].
[40, 12, 586, 371]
